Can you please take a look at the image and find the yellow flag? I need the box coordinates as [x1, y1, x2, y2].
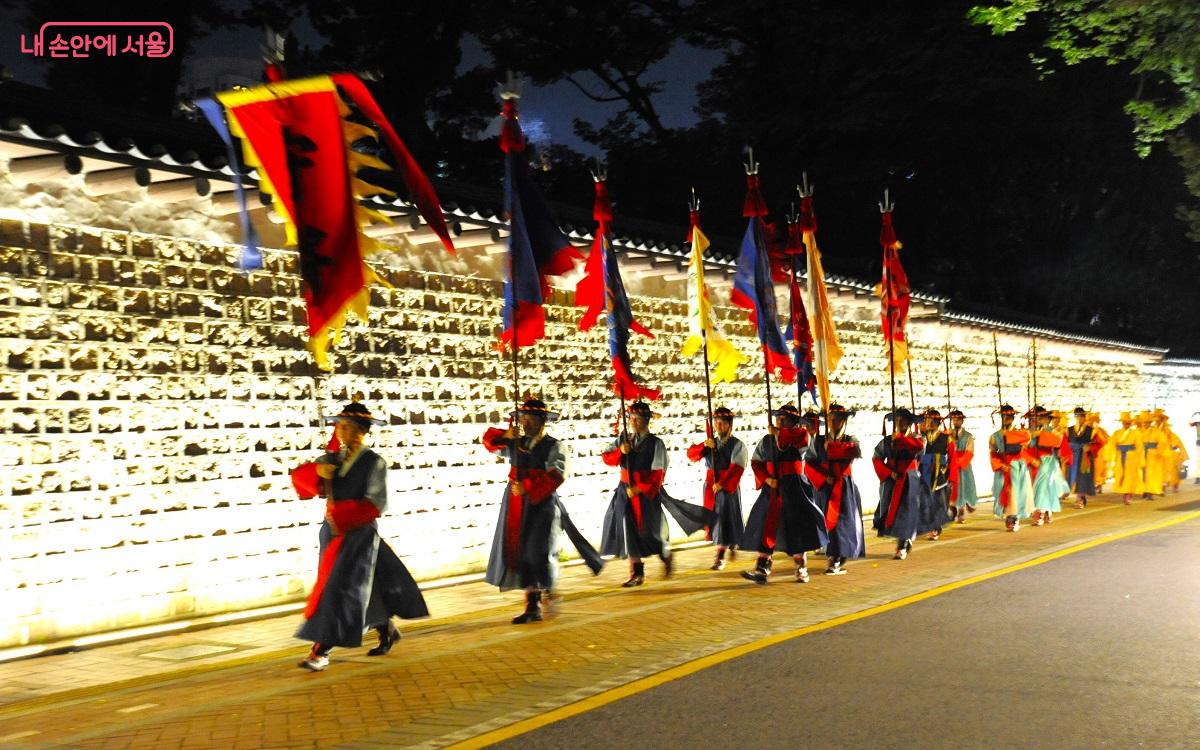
[803, 227, 843, 408]
[680, 225, 747, 383]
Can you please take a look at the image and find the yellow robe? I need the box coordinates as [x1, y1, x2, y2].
[1092, 425, 1111, 487]
[1109, 427, 1144, 495]
[1165, 428, 1189, 489]
[1138, 426, 1169, 496]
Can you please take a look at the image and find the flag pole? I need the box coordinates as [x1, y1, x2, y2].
[992, 332, 1004, 411]
[799, 175, 831, 437]
[691, 188, 715, 438]
[881, 189, 897, 436]
[1032, 337, 1038, 415]
[500, 79, 525, 479]
[944, 342, 952, 415]
[1025, 343, 1032, 428]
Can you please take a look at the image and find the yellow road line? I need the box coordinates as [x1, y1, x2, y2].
[444, 509, 1200, 749]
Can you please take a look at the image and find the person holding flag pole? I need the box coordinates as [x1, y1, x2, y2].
[871, 193, 939, 559]
[732, 153, 827, 584]
[580, 169, 714, 587]
[481, 86, 603, 626]
[989, 334, 1035, 530]
[681, 191, 749, 569]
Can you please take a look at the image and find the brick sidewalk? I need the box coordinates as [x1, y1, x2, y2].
[1, 489, 1197, 750]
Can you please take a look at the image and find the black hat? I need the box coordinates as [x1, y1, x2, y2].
[827, 403, 856, 418]
[948, 409, 964, 418]
[802, 410, 822, 423]
[323, 402, 386, 430]
[627, 401, 658, 419]
[771, 403, 802, 419]
[713, 407, 736, 421]
[1073, 407, 1087, 417]
[511, 398, 560, 422]
[922, 408, 942, 419]
[886, 408, 916, 423]
[998, 404, 1017, 416]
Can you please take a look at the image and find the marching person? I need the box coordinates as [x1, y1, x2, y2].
[948, 409, 978, 523]
[741, 403, 828, 583]
[686, 407, 748, 570]
[482, 398, 603, 624]
[1137, 411, 1168, 499]
[1110, 411, 1145, 504]
[600, 401, 714, 587]
[872, 408, 936, 559]
[1028, 409, 1071, 525]
[289, 401, 429, 672]
[803, 404, 866, 575]
[1066, 407, 1104, 508]
[1156, 411, 1188, 493]
[1089, 412, 1111, 489]
[917, 408, 955, 540]
[990, 404, 1034, 532]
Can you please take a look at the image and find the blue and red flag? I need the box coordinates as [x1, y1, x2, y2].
[783, 218, 818, 403]
[498, 97, 582, 351]
[576, 179, 660, 400]
[731, 173, 797, 384]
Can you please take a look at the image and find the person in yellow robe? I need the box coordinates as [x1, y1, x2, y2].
[1089, 412, 1111, 489]
[1109, 412, 1144, 504]
[1136, 411, 1168, 499]
[1156, 410, 1189, 493]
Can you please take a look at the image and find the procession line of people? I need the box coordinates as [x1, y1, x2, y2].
[286, 398, 1186, 670]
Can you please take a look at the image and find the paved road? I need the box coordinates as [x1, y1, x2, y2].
[498, 514, 1200, 750]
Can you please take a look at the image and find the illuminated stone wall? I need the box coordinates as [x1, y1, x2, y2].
[0, 213, 1187, 649]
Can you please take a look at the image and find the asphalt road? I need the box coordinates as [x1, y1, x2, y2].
[497, 515, 1200, 750]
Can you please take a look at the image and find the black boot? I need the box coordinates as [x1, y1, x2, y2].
[367, 621, 400, 656]
[662, 553, 674, 579]
[512, 590, 543, 624]
[741, 556, 772, 584]
[622, 561, 645, 588]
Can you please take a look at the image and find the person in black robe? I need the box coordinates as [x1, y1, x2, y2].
[290, 401, 429, 672]
[482, 398, 603, 624]
[686, 407, 748, 570]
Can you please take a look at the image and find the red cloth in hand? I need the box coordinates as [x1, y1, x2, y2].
[329, 500, 380, 533]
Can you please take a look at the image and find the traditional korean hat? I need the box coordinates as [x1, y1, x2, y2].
[1073, 407, 1087, 417]
[948, 409, 964, 418]
[511, 397, 560, 422]
[323, 401, 386, 430]
[1153, 408, 1168, 423]
[997, 404, 1017, 416]
[827, 403, 856, 418]
[1119, 411, 1133, 422]
[627, 401, 660, 419]
[771, 403, 802, 419]
[1135, 410, 1152, 424]
[713, 406, 736, 421]
[801, 409, 823, 427]
[886, 407, 917, 423]
[922, 407, 942, 420]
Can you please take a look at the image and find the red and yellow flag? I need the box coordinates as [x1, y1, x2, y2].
[798, 194, 842, 408]
[212, 74, 453, 369]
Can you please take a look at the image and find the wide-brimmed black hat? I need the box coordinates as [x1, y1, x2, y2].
[511, 398, 560, 422]
[885, 408, 916, 422]
[827, 403, 856, 417]
[713, 407, 736, 421]
[948, 409, 964, 418]
[1073, 407, 1087, 417]
[323, 402, 386, 430]
[771, 403, 802, 419]
[997, 404, 1017, 416]
[627, 401, 659, 419]
[922, 407, 943, 419]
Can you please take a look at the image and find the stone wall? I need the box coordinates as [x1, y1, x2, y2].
[0, 211, 1189, 649]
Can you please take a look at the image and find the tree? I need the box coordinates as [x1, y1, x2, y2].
[969, 0, 1200, 238]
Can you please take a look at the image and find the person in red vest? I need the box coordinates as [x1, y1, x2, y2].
[872, 408, 938, 559]
[740, 403, 828, 584]
[686, 407, 748, 570]
[289, 401, 428, 672]
[599, 402, 715, 587]
[481, 398, 603, 624]
[803, 404, 867, 575]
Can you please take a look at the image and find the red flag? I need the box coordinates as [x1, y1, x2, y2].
[875, 210, 911, 374]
